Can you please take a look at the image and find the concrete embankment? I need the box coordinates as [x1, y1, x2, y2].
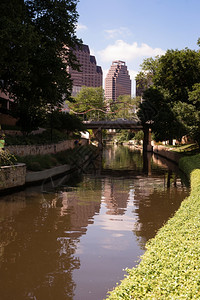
[25, 149, 94, 185]
[25, 164, 71, 184]
[153, 145, 182, 163]
[1, 141, 95, 194]
[0, 163, 26, 194]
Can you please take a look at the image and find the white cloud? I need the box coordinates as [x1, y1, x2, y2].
[102, 68, 109, 86]
[104, 27, 132, 39]
[98, 40, 165, 62]
[128, 70, 138, 81]
[129, 70, 138, 96]
[76, 23, 88, 31]
[90, 48, 95, 56]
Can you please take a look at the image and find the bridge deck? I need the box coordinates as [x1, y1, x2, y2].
[83, 119, 142, 129]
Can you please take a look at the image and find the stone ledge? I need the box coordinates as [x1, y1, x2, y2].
[25, 164, 70, 183]
[0, 163, 26, 191]
[153, 145, 181, 163]
[5, 138, 88, 156]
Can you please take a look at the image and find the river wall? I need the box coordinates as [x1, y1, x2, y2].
[5, 138, 88, 156]
[153, 145, 182, 164]
[0, 163, 26, 192]
[1, 139, 94, 194]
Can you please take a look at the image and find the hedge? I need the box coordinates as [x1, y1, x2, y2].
[106, 154, 200, 299]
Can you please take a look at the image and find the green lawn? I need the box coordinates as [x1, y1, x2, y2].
[166, 143, 199, 154]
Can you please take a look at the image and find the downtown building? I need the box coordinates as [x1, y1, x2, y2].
[136, 73, 153, 97]
[105, 61, 131, 102]
[67, 44, 103, 97]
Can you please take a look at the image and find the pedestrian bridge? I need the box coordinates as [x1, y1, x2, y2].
[68, 103, 152, 151]
[83, 118, 143, 130]
[82, 118, 152, 152]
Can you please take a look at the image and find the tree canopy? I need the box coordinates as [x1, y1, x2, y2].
[154, 48, 200, 103]
[0, 0, 81, 133]
[68, 86, 105, 120]
[109, 95, 138, 120]
[137, 42, 200, 144]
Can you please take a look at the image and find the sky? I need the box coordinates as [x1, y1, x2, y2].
[75, 0, 200, 96]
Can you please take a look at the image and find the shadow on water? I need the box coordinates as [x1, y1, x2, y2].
[0, 145, 189, 300]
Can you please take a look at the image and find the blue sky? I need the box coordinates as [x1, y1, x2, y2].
[76, 0, 200, 95]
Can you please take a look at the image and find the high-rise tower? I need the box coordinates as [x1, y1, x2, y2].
[105, 61, 131, 102]
[67, 44, 103, 97]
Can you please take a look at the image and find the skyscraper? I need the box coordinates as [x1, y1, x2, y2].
[136, 73, 153, 97]
[105, 61, 131, 102]
[67, 44, 103, 97]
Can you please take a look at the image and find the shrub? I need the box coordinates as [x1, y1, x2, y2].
[28, 161, 42, 171]
[133, 130, 144, 145]
[0, 150, 17, 166]
[5, 129, 70, 146]
[16, 145, 94, 171]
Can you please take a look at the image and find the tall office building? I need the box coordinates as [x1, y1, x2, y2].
[67, 44, 103, 97]
[105, 61, 131, 102]
[136, 73, 153, 97]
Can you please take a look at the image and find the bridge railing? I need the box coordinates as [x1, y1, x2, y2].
[68, 101, 139, 122]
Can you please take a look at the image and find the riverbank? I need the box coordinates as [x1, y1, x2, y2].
[0, 143, 96, 193]
[107, 153, 200, 299]
[153, 145, 182, 163]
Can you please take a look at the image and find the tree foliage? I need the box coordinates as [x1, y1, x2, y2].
[109, 95, 139, 120]
[46, 110, 85, 133]
[0, 0, 81, 133]
[137, 43, 200, 144]
[154, 48, 200, 103]
[68, 86, 105, 120]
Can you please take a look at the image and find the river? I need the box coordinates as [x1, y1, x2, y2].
[0, 146, 189, 300]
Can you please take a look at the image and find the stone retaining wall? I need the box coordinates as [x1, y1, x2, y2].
[5, 138, 88, 156]
[153, 145, 181, 163]
[0, 163, 26, 191]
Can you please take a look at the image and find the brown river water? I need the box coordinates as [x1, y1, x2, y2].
[0, 146, 189, 300]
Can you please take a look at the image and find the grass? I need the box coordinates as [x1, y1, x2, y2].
[16, 145, 95, 171]
[106, 154, 200, 299]
[165, 143, 199, 154]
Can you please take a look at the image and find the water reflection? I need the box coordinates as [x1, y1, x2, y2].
[0, 146, 188, 300]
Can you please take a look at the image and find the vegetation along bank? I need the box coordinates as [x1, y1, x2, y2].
[107, 153, 200, 299]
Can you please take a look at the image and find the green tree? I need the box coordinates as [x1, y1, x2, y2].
[187, 83, 200, 146]
[133, 130, 144, 145]
[109, 95, 138, 120]
[154, 48, 200, 103]
[137, 44, 200, 144]
[135, 57, 160, 97]
[0, 0, 81, 133]
[68, 86, 105, 120]
[46, 110, 85, 134]
[138, 87, 185, 143]
[140, 56, 160, 75]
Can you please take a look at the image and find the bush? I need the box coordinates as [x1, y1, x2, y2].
[16, 145, 94, 171]
[179, 153, 200, 175]
[28, 161, 42, 171]
[133, 130, 144, 145]
[0, 150, 17, 166]
[5, 129, 70, 146]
